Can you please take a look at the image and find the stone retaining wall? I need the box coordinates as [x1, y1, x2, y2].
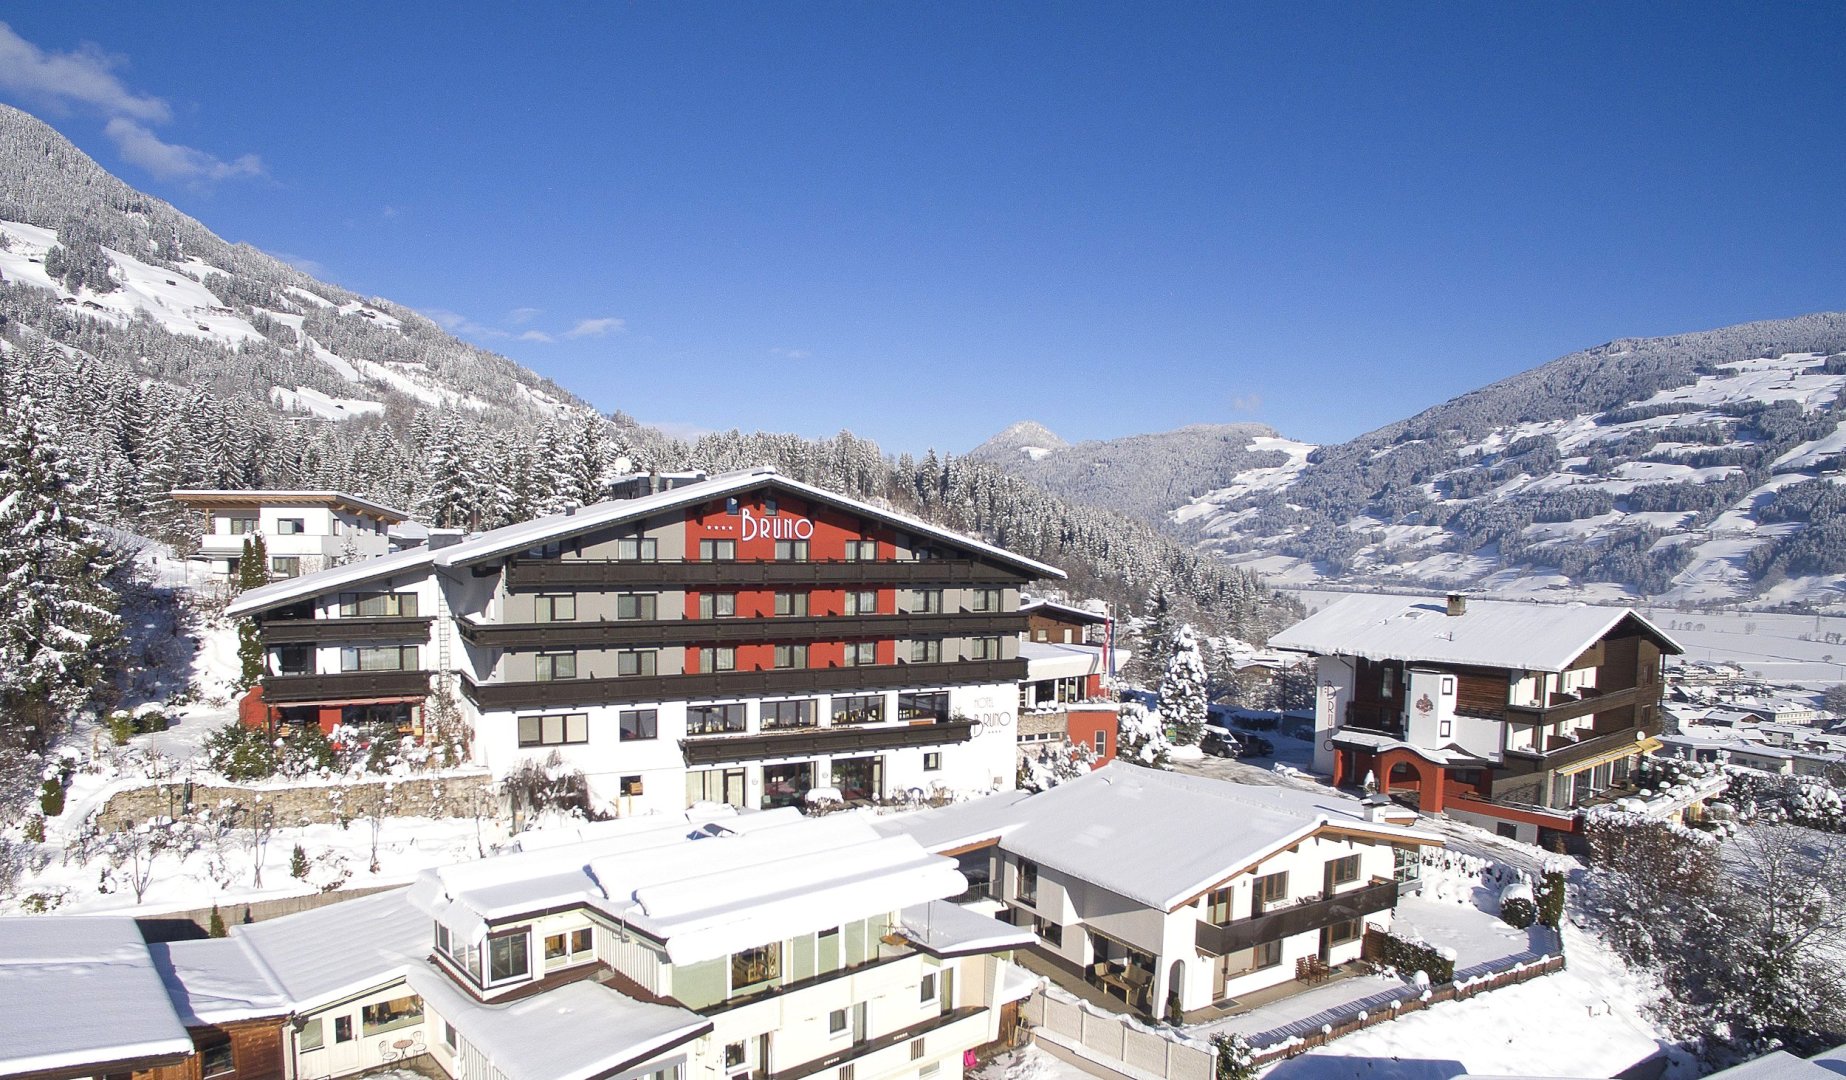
[98, 771, 497, 828]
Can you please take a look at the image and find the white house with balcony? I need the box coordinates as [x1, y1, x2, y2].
[171, 489, 410, 580]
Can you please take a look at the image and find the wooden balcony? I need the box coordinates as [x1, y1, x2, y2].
[1194, 878, 1399, 956]
[460, 658, 1029, 711]
[682, 719, 976, 764]
[1504, 719, 1660, 770]
[260, 670, 431, 704]
[258, 616, 435, 644]
[1344, 700, 1403, 736]
[458, 611, 1028, 649]
[1505, 683, 1649, 725]
[503, 557, 1026, 590]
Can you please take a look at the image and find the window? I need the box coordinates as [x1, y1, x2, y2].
[1393, 847, 1420, 883]
[517, 713, 588, 747]
[731, 942, 781, 988]
[300, 1017, 324, 1052]
[842, 641, 877, 666]
[616, 649, 657, 676]
[1033, 915, 1062, 947]
[1254, 939, 1283, 969]
[443, 1023, 457, 1050]
[923, 752, 941, 772]
[1325, 919, 1363, 947]
[699, 592, 737, 619]
[1381, 666, 1396, 699]
[271, 556, 301, 578]
[361, 995, 424, 1036]
[699, 539, 736, 561]
[834, 693, 883, 725]
[201, 1041, 234, 1078]
[970, 588, 1002, 613]
[1439, 720, 1453, 738]
[911, 1038, 927, 1061]
[534, 594, 576, 622]
[774, 644, 809, 669]
[535, 652, 577, 681]
[340, 591, 418, 618]
[228, 515, 259, 535]
[726, 1043, 747, 1069]
[843, 540, 876, 561]
[774, 591, 809, 616]
[341, 645, 418, 672]
[615, 593, 657, 620]
[775, 539, 809, 562]
[1018, 859, 1039, 904]
[1327, 854, 1361, 888]
[920, 972, 938, 1003]
[272, 644, 312, 675]
[488, 931, 530, 984]
[1255, 871, 1288, 908]
[688, 767, 745, 805]
[688, 703, 747, 735]
[763, 699, 816, 729]
[1095, 729, 1110, 755]
[910, 639, 943, 664]
[616, 536, 658, 561]
[620, 709, 658, 740]
[897, 691, 949, 722]
[334, 1016, 353, 1043]
[544, 927, 595, 962]
[969, 636, 1001, 661]
[844, 590, 878, 615]
[622, 774, 645, 797]
[829, 1008, 849, 1036]
[699, 646, 736, 672]
[907, 588, 942, 614]
[277, 518, 305, 535]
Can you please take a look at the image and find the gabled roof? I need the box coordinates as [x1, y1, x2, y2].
[231, 888, 430, 1007]
[149, 936, 290, 1027]
[877, 763, 1442, 912]
[0, 917, 194, 1076]
[227, 466, 1064, 617]
[169, 488, 410, 522]
[1269, 595, 1683, 673]
[1020, 599, 1109, 624]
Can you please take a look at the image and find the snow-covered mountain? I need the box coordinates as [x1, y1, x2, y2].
[967, 420, 1283, 526]
[1180, 314, 1846, 607]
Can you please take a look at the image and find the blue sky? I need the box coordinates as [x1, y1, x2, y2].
[3, 4, 1843, 454]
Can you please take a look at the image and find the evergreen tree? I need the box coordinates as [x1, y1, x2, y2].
[1158, 624, 1210, 746]
[0, 391, 122, 751]
[234, 536, 269, 687]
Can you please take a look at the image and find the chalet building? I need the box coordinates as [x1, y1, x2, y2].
[171, 489, 409, 580]
[1020, 599, 1107, 646]
[875, 764, 1440, 1021]
[1271, 594, 1684, 844]
[225, 467, 1063, 814]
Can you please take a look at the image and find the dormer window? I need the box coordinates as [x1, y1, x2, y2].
[487, 928, 530, 986]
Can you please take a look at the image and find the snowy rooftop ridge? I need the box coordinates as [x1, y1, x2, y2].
[149, 935, 290, 1027]
[0, 917, 195, 1076]
[411, 810, 969, 967]
[168, 488, 410, 521]
[230, 465, 1064, 617]
[1269, 594, 1683, 673]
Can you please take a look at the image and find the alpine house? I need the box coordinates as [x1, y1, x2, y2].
[224, 467, 1064, 814]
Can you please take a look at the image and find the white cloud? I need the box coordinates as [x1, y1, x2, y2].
[104, 118, 264, 183]
[264, 249, 326, 277]
[0, 23, 262, 187]
[519, 329, 555, 343]
[564, 317, 625, 339]
[508, 307, 541, 325]
[0, 22, 169, 121]
[421, 307, 508, 339]
[1230, 393, 1263, 414]
[771, 347, 811, 360]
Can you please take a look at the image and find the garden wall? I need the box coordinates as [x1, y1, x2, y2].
[97, 771, 496, 828]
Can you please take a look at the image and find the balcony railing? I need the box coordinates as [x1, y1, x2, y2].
[1194, 878, 1399, 956]
[1504, 721, 1659, 769]
[458, 611, 1027, 649]
[682, 719, 977, 765]
[1505, 683, 1647, 725]
[503, 557, 1026, 590]
[1345, 700, 1403, 736]
[258, 616, 435, 644]
[460, 658, 1028, 711]
[260, 670, 432, 704]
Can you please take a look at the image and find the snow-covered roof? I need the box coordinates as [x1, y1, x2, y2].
[898, 900, 1034, 957]
[870, 790, 1035, 853]
[1021, 640, 1114, 679]
[879, 764, 1443, 912]
[169, 488, 410, 521]
[149, 936, 289, 1027]
[0, 917, 194, 1076]
[232, 888, 430, 1007]
[407, 968, 708, 1080]
[994, 959, 1040, 1005]
[411, 811, 969, 966]
[427, 467, 1065, 577]
[1020, 599, 1108, 624]
[1269, 595, 1683, 674]
[1703, 1047, 1846, 1080]
[229, 466, 1064, 617]
[1331, 729, 1487, 766]
[226, 544, 435, 617]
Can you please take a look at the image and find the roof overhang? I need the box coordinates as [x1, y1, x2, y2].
[169, 489, 410, 523]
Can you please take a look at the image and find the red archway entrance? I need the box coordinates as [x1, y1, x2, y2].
[1374, 748, 1448, 813]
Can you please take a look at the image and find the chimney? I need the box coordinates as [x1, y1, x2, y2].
[1446, 593, 1467, 617]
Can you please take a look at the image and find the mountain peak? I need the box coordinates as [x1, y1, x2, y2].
[969, 420, 1068, 461]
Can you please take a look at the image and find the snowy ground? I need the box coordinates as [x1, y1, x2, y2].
[973, 1046, 1095, 1080]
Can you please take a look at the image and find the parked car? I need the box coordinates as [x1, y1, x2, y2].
[1201, 729, 1241, 757]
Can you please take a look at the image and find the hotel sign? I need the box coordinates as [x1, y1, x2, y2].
[740, 506, 814, 542]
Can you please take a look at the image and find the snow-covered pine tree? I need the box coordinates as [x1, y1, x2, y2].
[0, 389, 123, 751]
[235, 536, 269, 687]
[1159, 624, 1210, 746]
